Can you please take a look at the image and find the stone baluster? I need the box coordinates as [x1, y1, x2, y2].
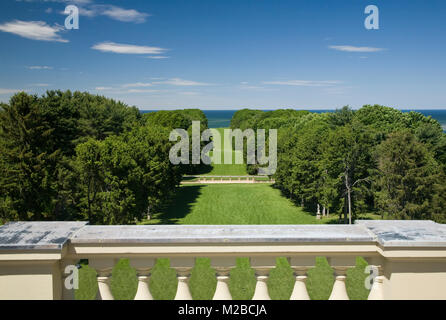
[171, 258, 194, 300]
[250, 257, 275, 300]
[130, 258, 155, 300]
[367, 265, 384, 300]
[211, 257, 235, 300]
[365, 257, 385, 300]
[288, 257, 315, 300]
[327, 257, 355, 300]
[60, 259, 77, 300]
[329, 267, 349, 300]
[90, 258, 116, 300]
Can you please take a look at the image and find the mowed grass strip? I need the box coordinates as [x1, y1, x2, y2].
[203, 128, 248, 176]
[144, 184, 321, 225]
[75, 257, 370, 300]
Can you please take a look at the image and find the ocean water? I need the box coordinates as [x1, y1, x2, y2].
[203, 110, 237, 128]
[141, 109, 446, 131]
[414, 110, 446, 132]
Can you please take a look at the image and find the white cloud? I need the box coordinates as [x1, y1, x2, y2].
[94, 86, 163, 94]
[27, 65, 53, 70]
[329, 45, 385, 52]
[263, 80, 341, 87]
[77, 7, 97, 17]
[31, 83, 50, 87]
[240, 85, 268, 90]
[59, 4, 149, 23]
[146, 56, 169, 59]
[127, 89, 161, 93]
[122, 82, 153, 88]
[0, 89, 23, 95]
[0, 20, 68, 42]
[179, 91, 200, 96]
[92, 42, 166, 55]
[100, 5, 149, 23]
[153, 78, 211, 86]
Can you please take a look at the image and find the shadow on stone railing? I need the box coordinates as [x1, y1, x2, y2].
[0, 221, 446, 300]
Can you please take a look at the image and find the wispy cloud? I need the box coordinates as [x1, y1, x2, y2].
[0, 88, 24, 95]
[18, 0, 92, 4]
[153, 78, 211, 86]
[122, 82, 153, 88]
[94, 86, 162, 94]
[30, 83, 50, 87]
[99, 5, 149, 23]
[179, 91, 201, 96]
[0, 20, 68, 42]
[146, 56, 169, 60]
[329, 45, 385, 52]
[127, 89, 161, 93]
[100, 78, 212, 93]
[239, 84, 274, 91]
[92, 42, 166, 55]
[27, 65, 53, 70]
[263, 80, 341, 87]
[59, 3, 149, 23]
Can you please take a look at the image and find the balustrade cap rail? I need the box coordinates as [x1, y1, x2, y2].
[356, 220, 446, 247]
[69, 224, 375, 244]
[0, 221, 88, 250]
[1, 221, 446, 252]
[184, 175, 269, 178]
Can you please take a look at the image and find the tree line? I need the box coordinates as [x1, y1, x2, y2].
[231, 106, 446, 223]
[0, 91, 207, 224]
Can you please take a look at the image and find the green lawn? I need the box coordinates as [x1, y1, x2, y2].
[75, 128, 373, 300]
[76, 184, 372, 300]
[144, 184, 321, 225]
[203, 128, 248, 176]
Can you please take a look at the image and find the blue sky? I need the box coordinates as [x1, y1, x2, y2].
[0, 0, 445, 110]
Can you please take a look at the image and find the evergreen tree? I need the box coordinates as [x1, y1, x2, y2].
[374, 131, 446, 221]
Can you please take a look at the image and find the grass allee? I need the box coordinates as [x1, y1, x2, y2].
[75, 127, 373, 300]
[76, 181, 373, 300]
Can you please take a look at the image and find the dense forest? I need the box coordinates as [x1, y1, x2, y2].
[0, 91, 207, 224]
[1, 91, 445, 225]
[231, 106, 446, 223]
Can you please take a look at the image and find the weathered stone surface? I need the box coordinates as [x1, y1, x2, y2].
[70, 225, 375, 244]
[356, 220, 446, 247]
[1, 221, 446, 250]
[0, 222, 88, 250]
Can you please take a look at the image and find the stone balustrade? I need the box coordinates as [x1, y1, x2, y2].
[181, 175, 275, 184]
[1, 221, 446, 300]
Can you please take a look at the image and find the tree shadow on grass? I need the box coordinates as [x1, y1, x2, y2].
[194, 164, 213, 175]
[151, 185, 204, 224]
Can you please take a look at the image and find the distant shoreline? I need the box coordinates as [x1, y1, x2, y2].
[140, 109, 446, 131]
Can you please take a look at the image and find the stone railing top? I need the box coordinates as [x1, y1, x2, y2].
[1, 221, 446, 252]
[355, 220, 446, 247]
[0, 222, 88, 250]
[70, 224, 374, 244]
[183, 175, 268, 178]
